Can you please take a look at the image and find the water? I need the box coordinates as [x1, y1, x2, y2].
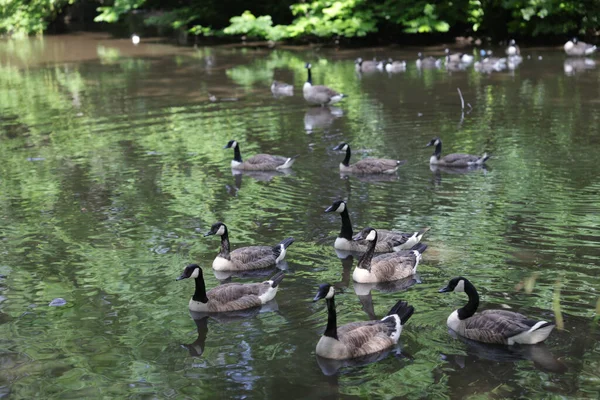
[0, 34, 599, 399]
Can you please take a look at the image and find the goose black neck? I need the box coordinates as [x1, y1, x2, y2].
[341, 146, 351, 167]
[219, 232, 231, 260]
[233, 146, 242, 162]
[193, 276, 209, 303]
[339, 208, 354, 240]
[458, 280, 479, 320]
[357, 235, 376, 271]
[306, 67, 312, 84]
[324, 297, 339, 340]
[433, 142, 442, 159]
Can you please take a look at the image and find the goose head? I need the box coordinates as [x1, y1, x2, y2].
[355, 57, 363, 65]
[324, 200, 346, 214]
[313, 283, 335, 302]
[572, 37, 578, 44]
[353, 226, 377, 242]
[204, 222, 228, 237]
[439, 276, 469, 293]
[509, 39, 516, 46]
[177, 264, 202, 280]
[305, 62, 312, 69]
[333, 143, 349, 152]
[426, 137, 441, 148]
[223, 140, 238, 149]
[417, 52, 424, 59]
[444, 48, 450, 55]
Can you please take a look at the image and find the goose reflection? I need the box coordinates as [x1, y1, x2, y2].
[564, 58, 596, 76]
[213, 260, 289, 282]
[354, 275, 421, 320]
[333, 249, 361, 290]
[430, 164, 489, 185]
[229, 168, 294, 193]
[183, 300, 280, 357]
[316, 347, 403, 376]
[304, 107, 343, 133]
[340, 172, 400, 183]
[442, 331, 567, 373]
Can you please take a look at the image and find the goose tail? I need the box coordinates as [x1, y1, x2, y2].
[386, 300, 415, 325]
[477, 153, 490, 164]
[409, 242, 428, 255]
[278, 156, 298, 170]
[268, 270, 286, 288]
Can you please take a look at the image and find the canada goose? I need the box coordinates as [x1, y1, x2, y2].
[224, 140, 297, 171]
[444, 49, 474, 64]
[333, 143, 406, 174]
[352, 227, 425, 283]
[324, 200, 430, 252]
[377, 58, 407, 73]
[271, 81, 294, 96]
[439, 277, 556, 345]
[204, 222, 294, 271]
[506, 39, 521, 56]
[176, 264, 285, 312]
[416, 52, 442, 69]
[564, 38, 597, 56]
[355, 58, 378, 73]
[304, 63, 347, 106]
[426, 137, 489, 167]
[313, 283, 414, 359]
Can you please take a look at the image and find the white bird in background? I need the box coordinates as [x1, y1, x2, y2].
[131, 34, 140, 45]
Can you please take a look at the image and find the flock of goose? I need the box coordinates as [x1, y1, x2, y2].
[175, 37, 597, 365]
[176, 133, 559, 363]
[271, 38, 598, 104]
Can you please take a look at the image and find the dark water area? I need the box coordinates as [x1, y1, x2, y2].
[0, 33, 599, 399]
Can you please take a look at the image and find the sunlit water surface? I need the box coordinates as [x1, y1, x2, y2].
[0, 34, 599, 399]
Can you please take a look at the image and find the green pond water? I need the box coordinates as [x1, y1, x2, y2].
[0, 34, 599, 399]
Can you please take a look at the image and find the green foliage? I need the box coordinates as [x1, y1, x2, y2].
[0, 0, 598, 41]
[0, 0, 74, 36]
[223, 11, 287, 41]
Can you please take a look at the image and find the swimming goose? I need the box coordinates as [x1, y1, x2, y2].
[506, 39, 521, 56]
[333, 143, 406, 174]
[271, 81, 294, 96]
[426, 137, 489, 167]
[176, 264, 285, 312]
[204, 222, 294, 271]
[564, 38, 597, 56]
[444, 49, 474, 64]
[324, 200, 430, 252]
[352, 227, 425, 283]
[313, 283, 414, 359]
[224, 140, 297, 171]
[378, 58, 407, 73]
[439, 277, 555, 345]
[416, 52, 442, 69]
[355, 58, 378, 73]
[304, 63, 347, 106]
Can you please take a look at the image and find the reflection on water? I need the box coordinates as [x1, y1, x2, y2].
[1, 34, 600, 399]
